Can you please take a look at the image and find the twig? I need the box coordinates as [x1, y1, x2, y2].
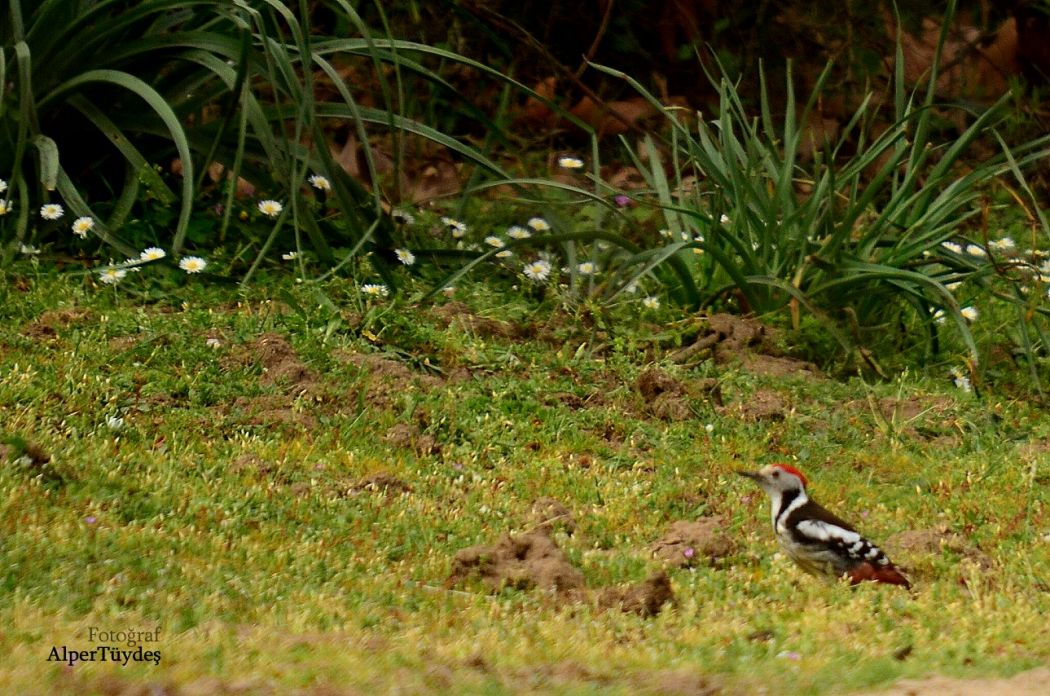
[575, 0, 616, 80]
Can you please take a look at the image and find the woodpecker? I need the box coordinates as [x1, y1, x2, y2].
[738, 464, 911, 589]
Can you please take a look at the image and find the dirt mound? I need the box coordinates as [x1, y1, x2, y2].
[353, 472, 413, 494]
[383, 423, 441, 456]
[251, 333, 316, 391]
[634, 368, 721, 421]
[887, 527, 992, 571]
[868, 396, 961, 443]
[724, 388, 789, 421]
[228, 394, 317, 430]
[530, 497, 576, 535]
[864, 667, 1050, 696]
[598, 571, 675, 617]
[449, 531, 585, 594]
[651, 518, 736, 567]
[431, 301, 522, 339]
[336, 351, 444, 408]
[668, 313, 819, 378]
[21, 308, 93, 341]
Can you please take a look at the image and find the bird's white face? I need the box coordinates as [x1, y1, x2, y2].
[738, 464, 807, 498]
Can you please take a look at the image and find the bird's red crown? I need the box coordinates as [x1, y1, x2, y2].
[772, 463, 808, 486]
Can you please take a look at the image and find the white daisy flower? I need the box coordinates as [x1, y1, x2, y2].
[557, 155, 585, 170]
[950, 367, 972, 392]
[106, 415, 124, 431]
[18, 243, 39, 255]
[523, 259, 552, 282]
[395, 248, 416, 266]
[257, 199, 283, 218]
[392, 209, 415, 225]
[965, 244, 986, 258]
[507, 226, 532, 240]
[40, 203, 64, 220]
[71, 216, 95, 238]
[484, 236, 504, 248]
[942, 241, 963, 254]
[0, 200, 11, 216]
[495, 249, 514, 258]
[140, 247, 166, 261]
[989, 237, 1016, 252]
[441, 216, 468, 238]
[527, 217, 550, 232]
[642, 296, 660, 309]
[960, 306, 978, 322]
[719, 214, 731, 225]
[361, 283, 389, 297]
[281, 251, 299, 261]
[206, 337, 222, 349]
[179, 256, 207, 273]
[0, 178, 6, 193]
[98, 268, 127, 285]
[625, 283, 639, 294]
[931, 309, 947, 325]
[308, 174, 331, 191]
[945, 281, 962, 291]
[577, 261, 597, 275]
[659, 229, 673, 239]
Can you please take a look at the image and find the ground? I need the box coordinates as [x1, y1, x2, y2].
[1, 273, 1048, 695]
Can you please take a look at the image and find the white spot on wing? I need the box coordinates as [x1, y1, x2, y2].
[796, 520, 861, 545]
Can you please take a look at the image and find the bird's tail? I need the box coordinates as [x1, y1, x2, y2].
[847, 562, 911, 590]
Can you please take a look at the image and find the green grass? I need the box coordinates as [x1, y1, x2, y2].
[1, 270, 1048, 695]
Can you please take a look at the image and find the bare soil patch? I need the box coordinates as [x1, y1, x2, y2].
[228, 394, 318, 429]
[529, 497, 576, 535]
[431, 301, 523, 339]
[448, 531, 585, 595]
[634, 367, 722, 421]
[852, 395, 962, 443]
[352, 472, 413, 495]
[864, 667, 1050, 696]
[335, 351, 444, 408]
[250, 333, 317, 393]
[21, 308, 93, 341]
[498, 663, 717, 696]
[598, 570, 675, 617]
[669, 313, 819, 378]
[651, 517, 736, 568]
[383, 423, 441, 456]
[724, 388, 789, 422]
[887, 527, 993, 576]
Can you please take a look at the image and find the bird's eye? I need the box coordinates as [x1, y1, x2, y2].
[772, 470, 780, 478]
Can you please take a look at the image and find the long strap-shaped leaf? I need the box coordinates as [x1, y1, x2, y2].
[42, 69, 195, 255]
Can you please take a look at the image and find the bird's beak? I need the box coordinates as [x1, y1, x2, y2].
[736, 470, 760, 481]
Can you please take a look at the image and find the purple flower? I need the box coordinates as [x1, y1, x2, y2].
[777, 651, 802, 661]
[683, 547, 696, 559]
[85, 516, 97, 525]
[614, 194, 631, 208]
